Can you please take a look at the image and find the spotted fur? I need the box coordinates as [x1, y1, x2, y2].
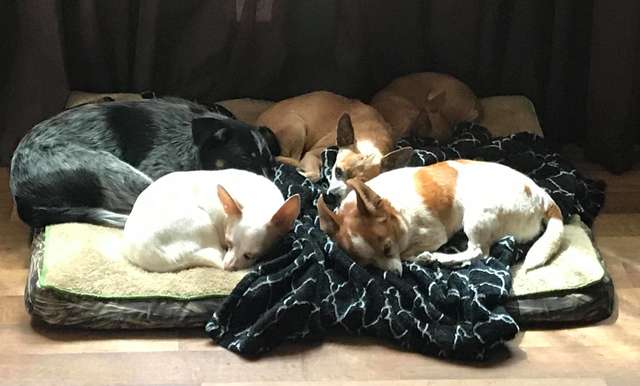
[319, 160, 564, 274]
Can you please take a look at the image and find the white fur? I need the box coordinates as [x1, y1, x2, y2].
[341, 161, 564, 274]
[327, 141, 384, 198]
[123, 169, 287, 272]
[355, 140, 383, 160]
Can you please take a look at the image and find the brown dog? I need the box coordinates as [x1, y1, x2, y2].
[370, 72, 481, 143]
[256, 91, 412, 197]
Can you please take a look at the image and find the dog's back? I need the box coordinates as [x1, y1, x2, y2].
[10, 98, 277, 228]
[257, 91, 393, 157]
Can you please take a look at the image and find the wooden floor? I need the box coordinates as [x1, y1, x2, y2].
[1, 147, 639, 386]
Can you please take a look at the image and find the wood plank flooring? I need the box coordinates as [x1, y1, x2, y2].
[1, 148, 639, 386]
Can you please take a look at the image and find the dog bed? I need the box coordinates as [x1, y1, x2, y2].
[26, 224, 247, 329]
[24, 123, 609, 360]
[26, 214, 611, 331]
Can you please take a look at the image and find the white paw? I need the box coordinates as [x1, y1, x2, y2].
[416, 251, 436, 262]
[377, 258, 403, 276]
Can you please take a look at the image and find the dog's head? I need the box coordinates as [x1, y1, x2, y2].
[192, 117, 280, 177]
[217, 185, 300, 271]
[327, 113, 412, 200]
[318, 179, 405, 275]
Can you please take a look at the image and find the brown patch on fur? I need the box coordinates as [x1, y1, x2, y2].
[545, 203, 562, 220]
[524, 185, 532, 197]
[414, 163, 458, 223]
[335, 201, 403, 265]
[336, 151, 381, 182]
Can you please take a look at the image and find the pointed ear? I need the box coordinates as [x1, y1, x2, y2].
[336, 113, 355, 147]
[425, 91, 446, 112]
[270, 194, 301, 234]
[317, 195, 341, 236]
[217, 185, 243, 218]
[408, 108, 431, 137]
[380, 147, 413, 172]
[192, 118, 229, 146]
[346, 179, 382, 216]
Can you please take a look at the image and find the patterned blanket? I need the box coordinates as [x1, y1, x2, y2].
[205, 123, 606, 360]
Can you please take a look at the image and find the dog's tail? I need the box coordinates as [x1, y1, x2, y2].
[16, 201, 129, 228]
[11, 161, 150, 229]
[522, 197, 565, 271]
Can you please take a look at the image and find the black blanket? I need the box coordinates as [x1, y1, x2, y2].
[205, 123, 606, 360]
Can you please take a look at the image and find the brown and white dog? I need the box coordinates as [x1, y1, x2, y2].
[370, 72, 481, 143]
[256, 91, 412, 196]
[317, 160, 564, 275]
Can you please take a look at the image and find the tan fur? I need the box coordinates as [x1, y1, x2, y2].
[413, 162, 458, 226]
[371, 72, 481, 142]
[546, 203, 562, 220]
[322, 195, 403, 266]
[256, 91, 395, 181]
[524, 185, 532, 197]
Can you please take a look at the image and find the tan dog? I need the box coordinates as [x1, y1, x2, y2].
[256, 91, 412, 196]
[370, 72, 481, 143]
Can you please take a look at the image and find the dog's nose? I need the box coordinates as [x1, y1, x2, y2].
[223, 257, 238, 271]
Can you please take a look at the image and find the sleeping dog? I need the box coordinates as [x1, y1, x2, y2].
[10, 97, 280, 229]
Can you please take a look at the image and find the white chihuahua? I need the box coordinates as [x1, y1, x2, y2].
[318, 160, 563, 275]
[124, 169, 300, 272]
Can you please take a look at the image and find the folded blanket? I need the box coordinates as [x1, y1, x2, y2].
[206, 123, 606, 360]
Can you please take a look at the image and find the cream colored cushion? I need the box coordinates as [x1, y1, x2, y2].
[39, 223, 247, 299]
[511, 216, 605, 297]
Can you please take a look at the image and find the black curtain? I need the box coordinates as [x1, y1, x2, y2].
[1, 0, 638, 172]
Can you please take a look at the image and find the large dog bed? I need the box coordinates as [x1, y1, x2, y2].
[24, 122, 610, 360]
[26, 215, 611, 330]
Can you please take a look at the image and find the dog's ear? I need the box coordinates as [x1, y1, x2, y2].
[192, 118, 229, 146]
[270, 194, 301, 235]
[425, 91, 446, 113]
[336, 113, 355, 148]
[217, 185, 243, 219]
[258, 126, 281, 157]
[317, 195, 341, 236]
[208, 103, 236, 119]
[408, 109, 431, 137]
[346, 178, 383, 217]
[380, 147, 413, 172]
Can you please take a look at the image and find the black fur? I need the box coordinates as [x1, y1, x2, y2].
[10, 97, 278, 228]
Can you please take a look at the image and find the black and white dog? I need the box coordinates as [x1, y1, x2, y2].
[10, 97, 280, 228]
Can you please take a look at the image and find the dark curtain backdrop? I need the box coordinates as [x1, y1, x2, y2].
[1, 0, 638, 172]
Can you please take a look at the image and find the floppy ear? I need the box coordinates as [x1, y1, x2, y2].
[317, 195, 341, 236]
[336, 113, 355, 147]
[346, 179, 382, 216]
[380, 147, 413, 172]
[192, 118, 229, 146]
[217, 185, 243, 219]
[258, 126, 281, 157]
[270, 194, 301, 234]
[425, 91, 446, 113]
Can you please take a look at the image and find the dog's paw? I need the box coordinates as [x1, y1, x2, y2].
[416, 251, 436, 262]
[301, 170, 321, 182]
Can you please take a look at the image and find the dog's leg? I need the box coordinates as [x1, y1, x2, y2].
[273, 113, 307, 160]
[416, 213, 493, 266]
[191, 247, 226, 270]
[275, 156, 302, 168]
[298, 148, 325, 182]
